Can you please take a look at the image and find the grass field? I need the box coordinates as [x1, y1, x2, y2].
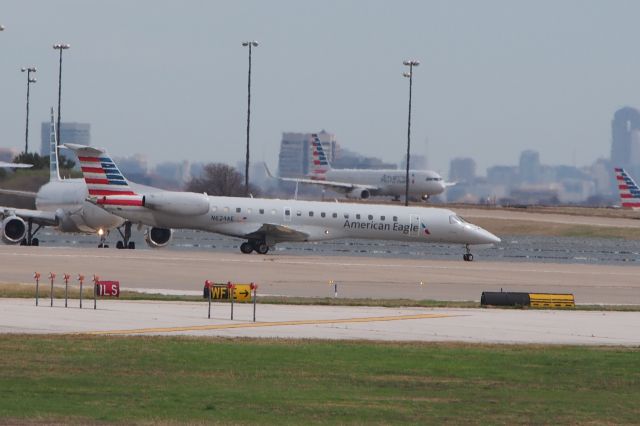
[0, 336, 638, 424]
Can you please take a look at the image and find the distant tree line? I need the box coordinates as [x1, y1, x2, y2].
[12, 152, 75, 170]
[185, 163, 260, 197]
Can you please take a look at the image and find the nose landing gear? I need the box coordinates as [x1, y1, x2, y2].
[463, 244, 474, 262]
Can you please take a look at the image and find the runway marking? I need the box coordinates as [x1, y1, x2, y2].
[84, 312, 454, 335]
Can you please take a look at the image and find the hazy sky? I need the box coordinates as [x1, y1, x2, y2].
[2, 0, 640, 176]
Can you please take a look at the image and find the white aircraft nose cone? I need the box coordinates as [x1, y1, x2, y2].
[481, 229, 501, 244]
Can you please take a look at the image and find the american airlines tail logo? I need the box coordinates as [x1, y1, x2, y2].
[615, 167, 640, 209]
[78, 153, 143, 206]
[309, 134, 330, 178]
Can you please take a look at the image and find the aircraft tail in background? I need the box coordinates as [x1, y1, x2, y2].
[308, 134, 331, 180]
[49, 108, 61, 181]
[614, 167, 640, 210]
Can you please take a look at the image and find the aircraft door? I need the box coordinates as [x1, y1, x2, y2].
[284, 207, 292, 223]
[409, 214, 420, 236]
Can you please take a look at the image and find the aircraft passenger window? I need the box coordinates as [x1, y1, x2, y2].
[297, 211, 302, 216]
[321, 212, 326, 218]
[380, 215, 385, 221]
[259, 209, 264, 214]
[309, 211, 314, 217]
[224, 207, 229, 213]
[344, 213, 349, 219]
[271, 209, 276, 215]
[211, 206, 217, 212]
[393, 216, 398, 222]
[285, 209, 290, 216]
[236, 207, 241, 213]
[356, 214, 361, 220]
[368, 214, 373, 220]
[247, 208, 252, 214]
[332, 213, 338, 218]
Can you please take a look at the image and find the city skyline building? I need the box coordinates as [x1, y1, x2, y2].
[277, 130, 336, 178]
[40, 121, 90, 156]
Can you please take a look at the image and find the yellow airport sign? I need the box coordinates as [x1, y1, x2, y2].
[529, 293, 575, 308]
[206, 283, 252, 301]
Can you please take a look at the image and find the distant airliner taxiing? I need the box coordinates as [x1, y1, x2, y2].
[269, 134, 451, 201]
[66, 144, 500, 261]
[0, 109, 172, 249]
[615, 167, 640, 210]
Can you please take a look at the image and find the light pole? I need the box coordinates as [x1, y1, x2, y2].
[242, 40, 258, 196]
[402, 60, 419, 206]
[21, 67, 37, 154]
[52, 43, 70, 150]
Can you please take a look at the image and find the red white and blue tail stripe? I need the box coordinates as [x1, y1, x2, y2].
[64, 144, 143, 207]
[309, 134, 330, 180]
[615, 167, 640, 210]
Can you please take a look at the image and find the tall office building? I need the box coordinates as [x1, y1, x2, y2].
[277, 130, 336, 177]
[610, 106, 640, 169]
[449, 157, 476, 183]
[519, 150, 541, 184]
[40, 122, 91, 156]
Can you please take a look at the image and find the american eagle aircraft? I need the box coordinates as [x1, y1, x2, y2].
[0, 109, 172, 249]
[66, 144, 500, 261]
[270, 134, 450, 201]
[615, 168, 640, 211]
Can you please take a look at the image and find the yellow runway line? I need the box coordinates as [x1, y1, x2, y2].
[85, 313, 454, 335]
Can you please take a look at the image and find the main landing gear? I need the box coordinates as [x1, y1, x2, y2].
[463, 244, 474, 262]
[20, 218, 42, 246]
[115, 221, 135, 250]
[240, 240, 270, 255]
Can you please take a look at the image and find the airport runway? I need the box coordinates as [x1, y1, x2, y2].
[1, 298, 638, 345]
[1, 245, 639, 304]
[457, 208, 640, 228]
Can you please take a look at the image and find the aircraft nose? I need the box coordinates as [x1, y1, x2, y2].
[478, 228, 501, 244]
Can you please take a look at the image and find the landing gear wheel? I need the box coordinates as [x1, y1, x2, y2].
[240, 242, 254, 254]
[128, 241, 135, 250]
[255, 242, 269, 255]
[116, 241, 124, 249]
[463, 253, 474, 262]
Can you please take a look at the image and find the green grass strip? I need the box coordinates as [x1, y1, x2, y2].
[0, 336, 638, 424]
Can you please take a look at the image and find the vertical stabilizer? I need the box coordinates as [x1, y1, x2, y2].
[614, 168, 640, 210]
[49, 107, 61, 181]
[309, 134, 331, 180]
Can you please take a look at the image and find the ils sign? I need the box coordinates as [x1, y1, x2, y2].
[204, 284, 252, 301]
[96, 281, 120, 297]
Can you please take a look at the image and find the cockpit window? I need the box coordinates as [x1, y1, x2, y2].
[449, 215, 463, 225]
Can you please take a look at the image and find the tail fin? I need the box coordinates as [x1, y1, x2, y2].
[49, 108, 61, 181]
[64, 143, 136, 196]
[614, 167, 640, 209]
[309, 133, 331, 180]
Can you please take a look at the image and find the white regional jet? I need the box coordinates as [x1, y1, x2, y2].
[66, 144, 500, 261]
[272, 134, 450, 201]
[0, 110, 172, 249]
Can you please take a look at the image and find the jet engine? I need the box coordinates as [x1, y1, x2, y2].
[346, 188, 370, 199]
[143, 192, 210, 216]
[1, 216, 27, 244]
[144, 227, 172, 248]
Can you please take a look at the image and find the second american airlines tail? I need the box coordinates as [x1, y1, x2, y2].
[614, 168, 640, 210]
[66, 144, 499, 261]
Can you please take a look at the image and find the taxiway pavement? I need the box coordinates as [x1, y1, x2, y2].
[0, 246, 639, 304]
[1, 298, 638, 345]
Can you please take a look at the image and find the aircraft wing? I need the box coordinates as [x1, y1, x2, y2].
[243, 223, 309, 243]
[0, 207, 58, 227]
[279, 176, 379, 193]
[263, 163, 379, 194]
[0, 188, 38, 198]
[0, 161, 33, 169]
